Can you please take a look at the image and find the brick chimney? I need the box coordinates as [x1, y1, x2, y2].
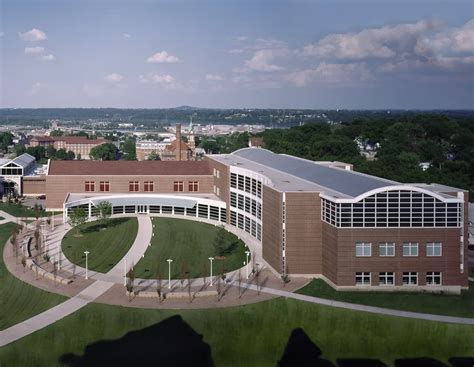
[176, 123, 182, 161]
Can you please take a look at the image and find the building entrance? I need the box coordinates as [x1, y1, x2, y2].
[137, 205, 148, 214]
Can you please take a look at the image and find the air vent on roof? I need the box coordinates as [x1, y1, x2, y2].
[283, 180, 290, 183]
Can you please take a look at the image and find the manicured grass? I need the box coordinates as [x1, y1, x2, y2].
[0, 203, 51, 218]
[0, 298, 473, 366]
[297, 279, 474, 318]
[0, 222, 66, 331]
[134, 217, 247, 279]
[62, 218, 138, 273]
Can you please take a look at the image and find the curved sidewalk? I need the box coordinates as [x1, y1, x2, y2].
[240, 282, 474, 326]
[45, 216, 153, 283]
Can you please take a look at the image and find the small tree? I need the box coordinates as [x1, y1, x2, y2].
[68, 207, 88, 236]
[126, 266, 135, 301]
[213, 225, 233, 256]
[21, 256, 27, 272]
[237, 268, 242, 298]
[10, 230, 18, 264]
[156, 262, 162, 302]
[96, 201, 112, 226]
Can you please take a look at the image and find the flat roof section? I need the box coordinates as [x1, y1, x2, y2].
[48, 160, 211, 176]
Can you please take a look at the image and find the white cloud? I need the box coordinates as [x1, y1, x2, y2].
[245, 49, 285, 72]
[123, 33, 131, 40]
[104, 73, 123, 83]
[30, 82, 47, 95]
[19, 28, 47, 42]
[139, 72, 175, 84]
[286, 62, 372, 86]
[146, 51, 181, 64]
[235, 36, 248, 41]
[228, 49, 244, 54]
[415, 19, 474, 56]
[40, 54, 55, 61]
[253, 38, 288, 50]
[304, 20, 440, 60]
[205, 73, 225, 81]
[24, 47, 45, 54]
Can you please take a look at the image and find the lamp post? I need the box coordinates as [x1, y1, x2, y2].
[167, 259, 173, 289]
[245, 251, 250, 279]
[84, 251, 90, 280]
[208, 257, 214, 286]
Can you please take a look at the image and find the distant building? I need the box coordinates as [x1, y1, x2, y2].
[248, 137, 264, 148]
[28, 136, 109, 159]
[136, 124, 194, 161]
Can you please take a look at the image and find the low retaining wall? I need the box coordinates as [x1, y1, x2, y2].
[127, 289, 218, 299]
[25, 258, 72, 285]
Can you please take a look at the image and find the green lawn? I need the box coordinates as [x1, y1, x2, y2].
[297, 278, 474, 318]
[0, 298, 473, 366]
[0, 222, 66, 331]
[62, 218, 138, 273]
[0, 203, 51, 218]
[134, 217, 247, 279]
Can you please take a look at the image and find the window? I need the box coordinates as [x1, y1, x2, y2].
[230, 173, 237, 188]
[173, 181, 184, 192]
[379, 242, 395, 257]
[426, 242, 442, 257]
[230, 192, 237, 208]
[402, 272, 418, 285]
[129, 181, 139, 192]
[216, 170, 220, 179]
[188, 181, 199, 192]
[379, 272, 395, 285]
[403, 242, 418, 257]
[356, 242, 371, 257]
[426, 272, 442, 285]
[85, 181, 95, 192]
[144, 181, 154, 192]
[355, 272, 371, 286]
[99, 181, 110, 192]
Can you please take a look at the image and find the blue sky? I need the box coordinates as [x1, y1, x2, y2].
[0, 0, 473, 109]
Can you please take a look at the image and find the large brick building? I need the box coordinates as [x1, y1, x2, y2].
[28, 136, 109, 159]
[22, 148, 469, 292]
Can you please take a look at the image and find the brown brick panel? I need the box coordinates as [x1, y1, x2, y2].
[45, 175, 214, 209]
[334, 227, 465, 286]
[22, 177, 46, 195]
[322, 222, 338, 283]
[285, 192, 322, 275]
[262, 186, 282, 273]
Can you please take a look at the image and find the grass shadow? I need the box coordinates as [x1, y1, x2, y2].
[80, 218, 130, 234]
[59, 315, 214, 367]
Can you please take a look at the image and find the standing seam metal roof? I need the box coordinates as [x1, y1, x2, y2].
[232, 148, 397, 197]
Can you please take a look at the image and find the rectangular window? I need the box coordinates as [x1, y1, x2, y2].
[426, 271, 442, 285]
[402, 272, 418, 285]
[426, 242, 442, 257]
[144, 181, 154, 192]
[188, 181, 199, 192]
[230, 173, 237, 188]
[129, 181, 139, 192]
[355, 272, 371, 286]
[379, 272, 395, 285]
[403, 242, 418, 257]
[379, 242, 395, 257]
[173, 181, 184, 192]
[355, 242, 371, 257]
[99, 181, 110, 192]
[85, 181, 95, 192]
[230, 192, 237, 208]
[238, 175, 244, 191]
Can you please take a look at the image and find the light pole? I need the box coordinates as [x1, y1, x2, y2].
[167, 259, 173, 289]
[208, 257, 214, 286]
[84, 251, 90, 280]
[245, 251, 250, 279]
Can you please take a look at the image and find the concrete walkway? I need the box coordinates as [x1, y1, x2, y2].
[49, 216, 153, 284]
[0, 280, 113, 347]
[239, 282, 474, 326]
[0, 216, 153, 347]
